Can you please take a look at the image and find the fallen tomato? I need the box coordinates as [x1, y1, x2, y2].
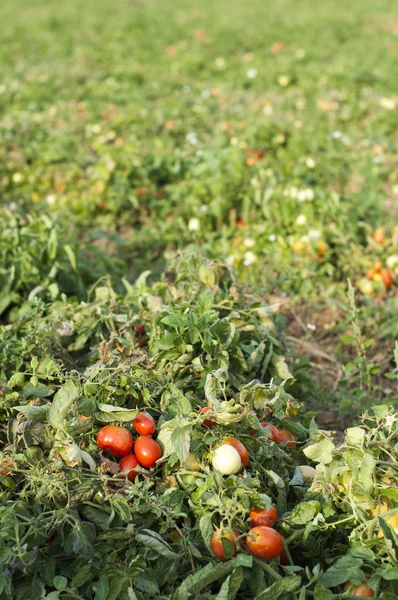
[97, 425, 133, 457]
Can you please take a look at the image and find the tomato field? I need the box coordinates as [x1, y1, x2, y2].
[0, 0, 398, 598]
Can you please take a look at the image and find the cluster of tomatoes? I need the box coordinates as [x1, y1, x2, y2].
[211, 505, 287, 564]
[365, 260, 393, 290]
[97, 412, 162, 480]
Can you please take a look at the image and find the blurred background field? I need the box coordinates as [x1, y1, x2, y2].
[0, 0, 397, 423]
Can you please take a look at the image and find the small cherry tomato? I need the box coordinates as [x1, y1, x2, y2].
[97, 425, 133, 457]
[211, 529, 239, 560]
[278, 429, 296, 449]
[224, 436, 249, 468]
[0, 458, 14, 476]
[344, 581, 374, 597]
[134, 436, 162, 468]
[133, 412, 156, 436]
[200, 407, 215, 428]
[246, 526, 283, 560]
[249, 505, 278, 527]
[119, 454, 139, 481]
[261, 422, 282, 443]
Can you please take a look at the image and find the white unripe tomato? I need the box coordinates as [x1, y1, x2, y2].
[299, 465, 316, 483]
[212, 444, 242, 475]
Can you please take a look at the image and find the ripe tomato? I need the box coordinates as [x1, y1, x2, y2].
[134, 436, 162, 468]
[261, 422, 281, 443]
[119, 454, 139, 481]
[0, 458, 14, 476]
[200, 407, 215, 428]
[211, 529, 239, 560]
[133, 412, 156, 436]
[249, 505, 278, 527]
[246, 526, 283, 560]
[344, 581, 374, 597]
[135, 324, 145, 336]
[372, 229, 385, 244]
[212, 444, 241, 475]
[224, 436, 249, 468]
[278, 429, 296, 449]
[381, 269, 393, 289]
[97, 425, 133, 457]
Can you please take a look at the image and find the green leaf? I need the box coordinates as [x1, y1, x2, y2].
[254, 575, 301, 600]
[198, 264, 216, 287]
[173, 555, 252, 600]
[53, 576, 68, 591]
[96, 403, 138, 423]
[197, 290, 213, 314]
[199, 515, 214, 551]
[345, 427, 365, 446]
[289, 501, 321, 525]
[13, 405, 49, 421]
[158, 417, 191, 463]
[48, 381, 79, 430]
[304, 438, 335, 464]
[319, 555, 364, 588]
[136, 530, 179, 559]
[94, 575, 109, 600]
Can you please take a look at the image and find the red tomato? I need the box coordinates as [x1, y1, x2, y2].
[381, 269, 393, 290]
[137, 339, 148, 348]
[246, 526, 283, 560]
[211, 529, 239, 560]
[261, 423, 282, 443]
[249, 505, 278, 527]
[97, 425, 133, 457]
[134, 436, 162, 468]
[135, 324, 145, 336]
[224, 436, 249, 468]
[278, 429, 296, 449]
[344, 581, 374, 597]
[119, 454, 139, 481]
[236, 220, 245, 227]
[0, 458, 13, 476]
[200, 407, 215, 428]
[133, 412, 156, 436]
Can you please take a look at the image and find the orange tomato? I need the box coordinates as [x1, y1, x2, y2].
[249, 505, 278, 527]
[372, 229, 385, 244]
[381, 269, 393, 289]
[278, 429, 296, 449]
[344, 581, 374, 597]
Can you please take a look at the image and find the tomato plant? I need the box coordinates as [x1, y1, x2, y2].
[134, 436, 162, 468]
[96, 425, 133, 457]
[133, 412, 156, 436]
[246, 526, 284, 560]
